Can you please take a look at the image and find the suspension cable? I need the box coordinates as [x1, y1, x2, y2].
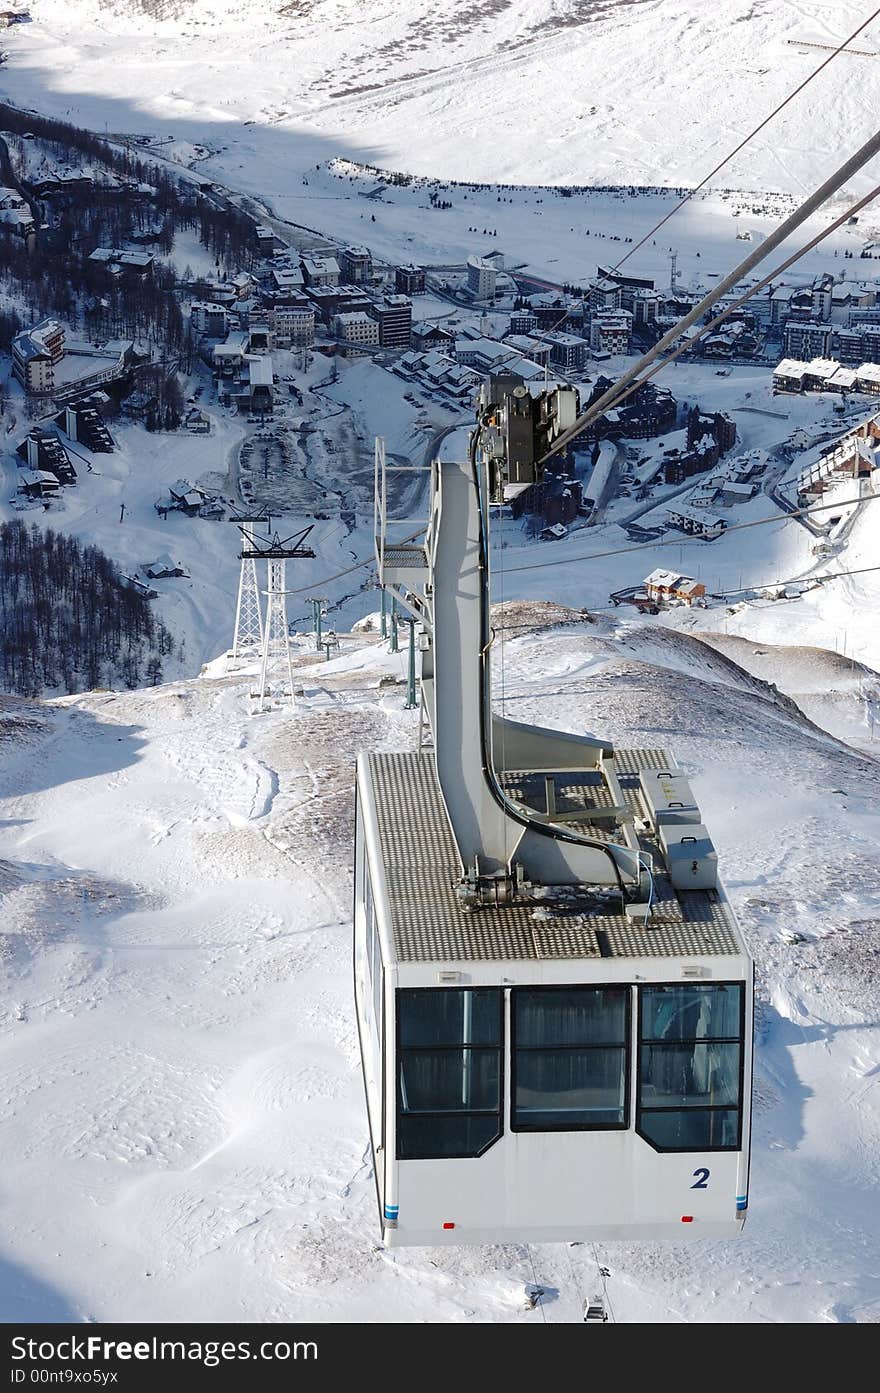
[541, 179, 880, 463]
[500, 491, 880, 575]
[541, 125, 880, 463]
[492, 10, 880, 369]
[611, 5, 880, 275]
[273, 487, 879, 601]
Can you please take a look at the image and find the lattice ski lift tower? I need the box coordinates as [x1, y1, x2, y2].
[668, 249, 679, 296]
[228, 513, 270, 671]
[242, 525, 315, 712]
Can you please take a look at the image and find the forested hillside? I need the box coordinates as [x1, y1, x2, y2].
[0, 520, 173, 696]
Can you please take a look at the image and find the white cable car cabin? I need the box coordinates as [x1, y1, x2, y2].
[354, 374, 753, 1247]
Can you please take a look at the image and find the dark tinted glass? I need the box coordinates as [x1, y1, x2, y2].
[400, 1049, 500, 1113]
[515, 987, 628, 1047]
[639, 1043, 741, 1107]
[641, 985, 742, 1042]
[398, 989, 502, 1047]
[396, 989, 504, 1159]
[515, 1047, 625, 1127]
[397, 1112, 501, 1160]
[637, 1107, 740, 1150]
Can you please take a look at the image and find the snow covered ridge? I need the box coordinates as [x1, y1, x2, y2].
[14, 0, 652, 38]
[1, 618, 879, 1320]
[8, 1, 880, 191]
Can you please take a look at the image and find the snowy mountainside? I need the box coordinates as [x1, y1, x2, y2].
[1, 617, 879, 1322]
[685, 635, 880, 754]
[6, 0, 880, 191]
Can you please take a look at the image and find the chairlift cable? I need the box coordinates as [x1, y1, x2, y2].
[497, 488, 880, 573]
[536, 179, 880, 460]
[526, 1246, 549, 1323]
[542, 158, 880, 464]
[590, 1243, 615, 1323]
[276, 488, 880, 600]
[611, 5, 880, 274]
[485, 10, 880, 368]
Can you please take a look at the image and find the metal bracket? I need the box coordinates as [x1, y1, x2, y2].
[456, 859, 532, 909]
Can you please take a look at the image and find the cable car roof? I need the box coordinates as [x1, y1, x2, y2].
[364, 751, 746, 965]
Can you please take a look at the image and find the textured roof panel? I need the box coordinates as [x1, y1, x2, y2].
[368, 750, 744, 964]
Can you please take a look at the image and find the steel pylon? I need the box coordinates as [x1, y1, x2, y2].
[228, 517, 268, 671]
[254, 557, 294, 710]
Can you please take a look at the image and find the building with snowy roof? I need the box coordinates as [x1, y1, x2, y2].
[588, 278, 623, 313]
[18, 469, 61, 499]
[190, 302, 230, 338]
[0, 198, 35, 237]
[301, 255, 341, 287]
[254, 225, 276, 254]
[368, 294, 412, 349]
[856, 362, 880, 394]
[335, 311, 380, 353]
[88, 248, 154, 278]
[537, 330, 589, 372]
[411, 322, 455, 352]
[503, 334, 551, 366]
[590, 311, 632, 356]
[665, 506, 728, 539]
[643, 569, 706, 605]
[719, 480, 757, 506]
[143, 555, 190, 579]
[12, 318, 66, 392]
[509, 311, 539, 335]
[269, 303, 315, 348]
[825, 366, 858, 391]
[270, 266, 306, 297]
[772, 359, 809, 390]
[219, 356, 275, 414]
[802, 357, 841, 389]
[784, 320, 834, 361]
[339, 246, 373, 284]
[454, 337, 511, 370]
[811, 273, 834, 321]
[16, 426, 75, 483]
[212, 331, 250, 375]
[395, 265, 426, 295]
[466, 255, 497, 300]
[797, 410, 880, 499]
[307, 283, 371, 324]
[631, 288, 662, 325]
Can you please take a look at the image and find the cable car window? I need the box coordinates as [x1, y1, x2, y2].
[369, 883, 382, 1033]
[400, 1049, 499, 1112]
[399, 988, 502, 1048]
[364, 873, 374, 950]
[641, 983, 740, 1042]
[361, 876, 377, 1024]
[357, 863, 383, 1151]
[512, 986, 629, 1131]
[397, 989, 503, 1159]
[637, 984, 744, 1152]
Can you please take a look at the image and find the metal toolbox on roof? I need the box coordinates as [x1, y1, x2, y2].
[658, 822, 718, 890]
[639, 768, 701, 827]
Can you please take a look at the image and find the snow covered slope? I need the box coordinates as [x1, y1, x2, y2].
[1, 615, 879, 1322]
[6, 1, 880, 192]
